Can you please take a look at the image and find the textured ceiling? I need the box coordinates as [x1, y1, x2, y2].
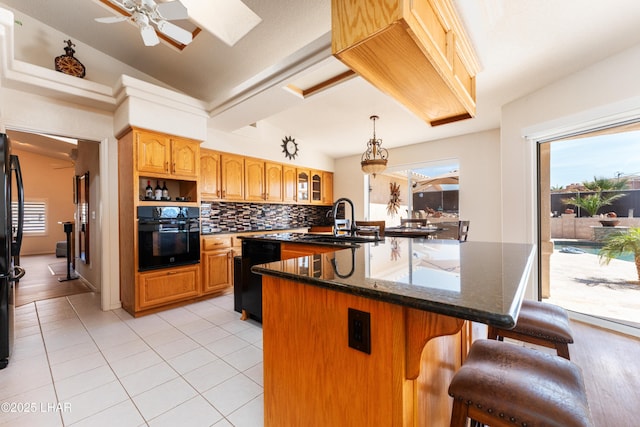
[3, 0, 640, 158]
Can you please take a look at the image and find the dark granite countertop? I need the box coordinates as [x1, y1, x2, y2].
[252, 238, 536, 328]
[200, 227, 307, 236]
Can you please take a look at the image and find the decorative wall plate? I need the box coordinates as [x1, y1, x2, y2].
[55, 39, 85, 78]
[281, 136, 298, 160]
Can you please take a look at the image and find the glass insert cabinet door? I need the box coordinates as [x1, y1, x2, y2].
[298, 171, 309, 202]
[311, 172, 322, 202]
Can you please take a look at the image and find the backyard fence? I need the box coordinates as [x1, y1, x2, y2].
[550, 189, 640, 218]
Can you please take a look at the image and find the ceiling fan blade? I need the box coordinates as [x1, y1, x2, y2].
[95, 16, 129, 24]
[181, 0, 262, 46]
[140, 25, 160, 46]
[156, 0, 189, 20]
[156, 20, 193, 45]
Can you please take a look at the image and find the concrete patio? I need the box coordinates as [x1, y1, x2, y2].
[547, 247, 640, 328]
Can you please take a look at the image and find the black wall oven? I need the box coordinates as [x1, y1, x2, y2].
[138, 206, 200, 271]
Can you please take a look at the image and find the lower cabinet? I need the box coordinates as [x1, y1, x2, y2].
[201, 236, 234, 295]
[202, 249, 233, 294]
[137, 265, 200, 310]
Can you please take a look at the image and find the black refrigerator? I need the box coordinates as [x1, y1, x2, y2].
[0, 133, 25, 369]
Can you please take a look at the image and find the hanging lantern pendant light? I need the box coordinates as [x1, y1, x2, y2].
[361, 115, 388, 177]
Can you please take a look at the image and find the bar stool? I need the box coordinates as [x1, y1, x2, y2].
[448, 339, 593, 427]
[487, 299, 573, 359]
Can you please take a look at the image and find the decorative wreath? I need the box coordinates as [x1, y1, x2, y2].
[387, 182, 401, 217]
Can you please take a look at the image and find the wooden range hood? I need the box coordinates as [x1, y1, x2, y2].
[332, 0, 479, 126]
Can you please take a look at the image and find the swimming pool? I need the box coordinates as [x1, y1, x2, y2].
[554, 241, 634, 262]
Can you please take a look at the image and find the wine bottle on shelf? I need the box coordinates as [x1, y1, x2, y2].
[145, 180, 153, 199]
[154, 180, 162, 200]
[162, 181, 169, 199]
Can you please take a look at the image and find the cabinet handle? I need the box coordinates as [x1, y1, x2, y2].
[172, 162, 176, 173]
[167, 271, 177, 275]
[217, 190, 220, 197]
[165, 161, 169, 172]
[222, 190, 226, 198]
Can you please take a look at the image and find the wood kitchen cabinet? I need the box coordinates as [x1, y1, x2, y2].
[118, 127, 202, 317]
[245, 158, 283, 202]
[311, 171, 322, 204]
[221, 153, 245, 201]
[283, 165, 297, 203]
[297, 169, 310, 203]
[199, 149, 331, 205]
[322, 171, 333, 205]
[201, 236, 233, 295]
[200, 149, 221, 200]
[265, 161, 283, 202]
[200, 150, 245, 202]
[332, 0, 479, 126]
[137, 265, 200, 310]
[136, 129, 199, 178]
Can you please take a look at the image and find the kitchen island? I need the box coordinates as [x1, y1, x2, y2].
[252, 238, 535, 426]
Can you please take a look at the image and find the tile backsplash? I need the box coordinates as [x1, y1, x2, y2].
[200, 202, 333, 234]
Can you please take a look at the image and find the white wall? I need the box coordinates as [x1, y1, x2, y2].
[205, 121, 335, 172]
[335, 129, 501, 242]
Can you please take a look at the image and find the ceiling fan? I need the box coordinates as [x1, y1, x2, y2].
[95, 0, 193, 47]
[95, 0, 262, 48]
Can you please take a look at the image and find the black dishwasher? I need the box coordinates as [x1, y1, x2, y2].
[240, 240, 281, 322]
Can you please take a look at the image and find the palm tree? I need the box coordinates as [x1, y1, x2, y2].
[564, 176, 628, 216]
[599, 227, 640, 282]
[563, 192, 625, 217]
[583, 176, 628, 191]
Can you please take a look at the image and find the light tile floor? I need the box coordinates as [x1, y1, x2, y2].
[0, 292, 264, 426]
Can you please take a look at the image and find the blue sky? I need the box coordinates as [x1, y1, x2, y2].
[550, 130, 640, 187]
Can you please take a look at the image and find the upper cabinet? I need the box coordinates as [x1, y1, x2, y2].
[332, 0, 479, 126]
[322, 171, 334, 205]
[246, 159, 283, 202]
[311, 171, 322, 204]
[283, 165, 297, 203]
[245, 158, 265, 202]
[136, 129, 199, 178]
[200, 149, 221, 200]
[265, 162, 283, 202]
[221, 154, 245, 201]
[199, 150, 332, 205]
[200, 149, 244, 201]
[297, 170, 310, 203]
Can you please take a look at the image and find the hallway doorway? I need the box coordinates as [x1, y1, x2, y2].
[7, 129, 102, 295]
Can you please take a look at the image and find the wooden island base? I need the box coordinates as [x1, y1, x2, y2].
[263, 275, 471, 426]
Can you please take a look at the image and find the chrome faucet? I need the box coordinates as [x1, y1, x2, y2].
[333, 197, 356, 237]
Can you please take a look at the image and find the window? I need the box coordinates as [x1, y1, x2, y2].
[367, 160, 460, 223]
[12, 200, 47, 235]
